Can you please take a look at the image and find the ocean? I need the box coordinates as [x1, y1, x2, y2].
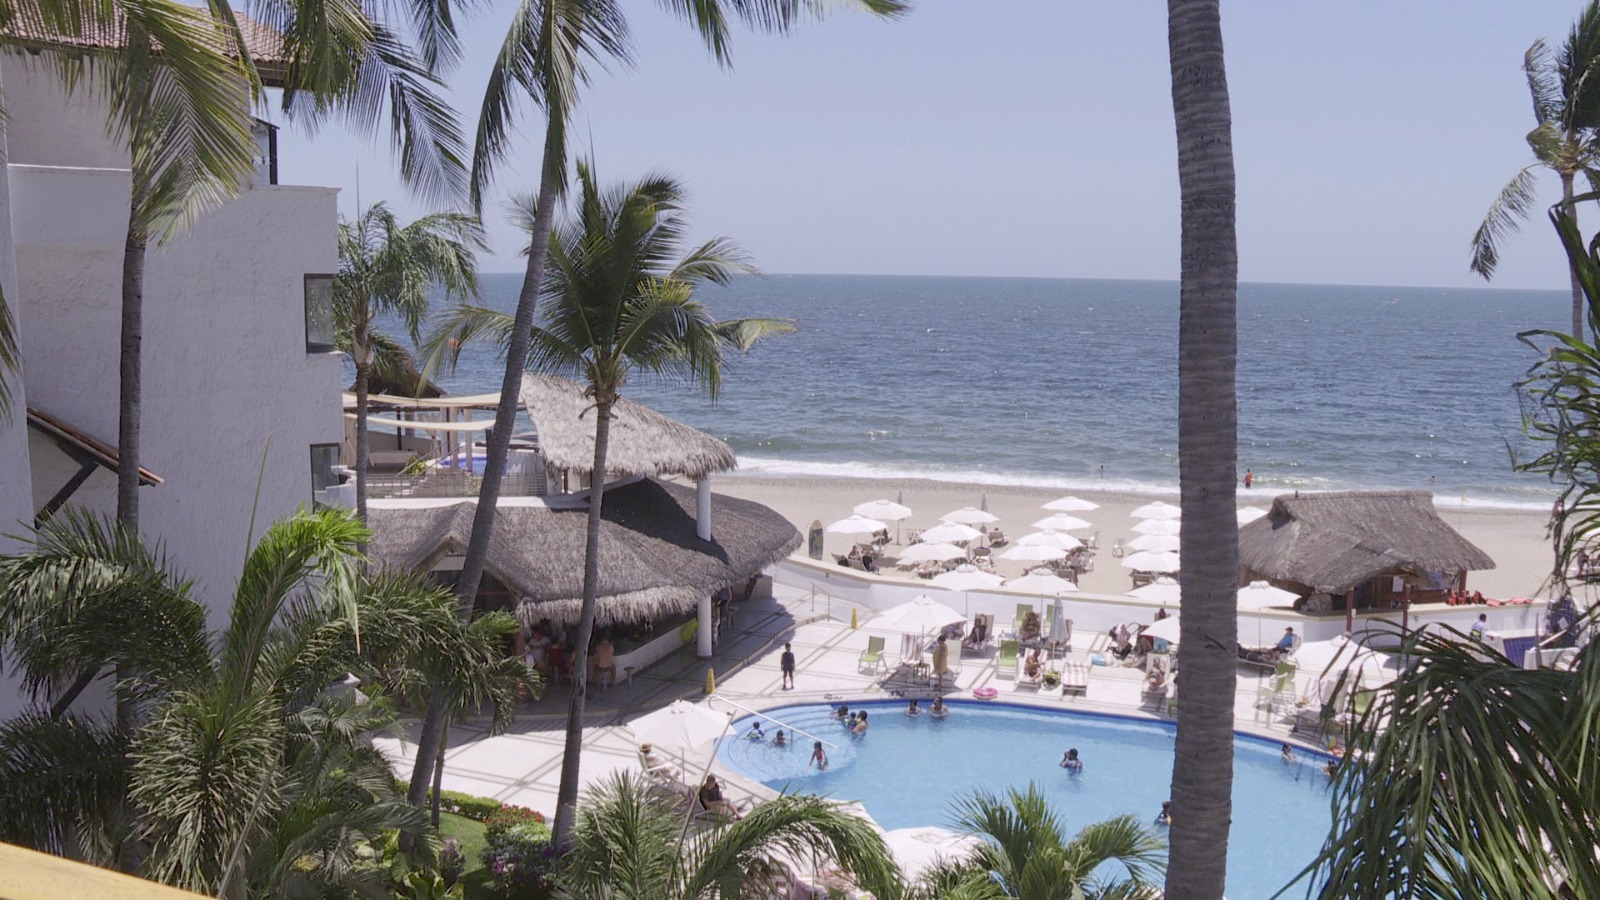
[413, 273, 1569, 510]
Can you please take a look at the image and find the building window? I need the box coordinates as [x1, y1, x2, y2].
[304, 274, 335, 353]
[310, 443, 342, 508]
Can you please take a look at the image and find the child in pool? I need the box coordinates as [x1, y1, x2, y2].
[809, 740, 828, 770]
[852, 711, 870, 733]
[774, 729, 787, 747]
[931, 696, 947, 718]
[906, 699, 921, 716]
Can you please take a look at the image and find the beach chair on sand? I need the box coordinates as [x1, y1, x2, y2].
[859, 636, 887, 674]
[996, 640, 1019, 680]
[962, 614, 994, 655]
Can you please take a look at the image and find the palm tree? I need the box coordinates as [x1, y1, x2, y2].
[337, 203, 483, 521]
[1165, 1, 1240, 898]
[910, 784, 1166, 900]
[449, 0, 910, 681]
[1472, 1, 1600, 337]
[555, 772, 903, 899]
[427, 162, 793, 844]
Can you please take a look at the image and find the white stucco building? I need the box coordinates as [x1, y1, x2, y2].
[0, 48, 344, 715]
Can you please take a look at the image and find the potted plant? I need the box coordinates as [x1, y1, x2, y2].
[1041, 669, 1062, 690]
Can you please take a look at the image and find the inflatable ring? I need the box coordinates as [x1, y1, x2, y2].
[972, 687, 999, 700]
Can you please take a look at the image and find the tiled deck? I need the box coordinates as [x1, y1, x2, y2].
[375, 582, 1324, 816]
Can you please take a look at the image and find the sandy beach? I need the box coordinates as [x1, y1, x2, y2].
[710, 475, 1557, 602]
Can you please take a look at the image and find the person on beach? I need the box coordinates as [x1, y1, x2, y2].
[1470, 613, 1488, 641]
[931, 696, 947, 718]
[852, 711, 870, 733]
[906, 698, 921, 716]
[810, 740, 828, 770]
[1244, 468, 1253, 489]
[932, 635, 950, 688]
[780, 641, 797, 690]
[1060, 748, 1082, 772]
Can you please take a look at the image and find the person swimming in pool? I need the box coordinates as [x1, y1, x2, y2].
[930, 696, 947, 718]
[852, 711, 870, 733]
[906, 699, 921, 716]
[773, 729, 787, 747]
[810, 740, 828, 770]
[1059, 748, 1082, 772]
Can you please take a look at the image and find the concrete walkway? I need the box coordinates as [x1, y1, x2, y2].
[375, 581, 1324, 815]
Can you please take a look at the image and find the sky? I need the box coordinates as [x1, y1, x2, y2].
[275, 1, 1596, 290]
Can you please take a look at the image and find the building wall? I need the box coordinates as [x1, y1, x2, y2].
[0, 57, 35, 718]
[0, 53, 344, 650]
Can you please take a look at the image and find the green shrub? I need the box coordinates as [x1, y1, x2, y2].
[483, 804, 545, 837]
[480, 817, 556, 898]
[439, 790, 504, 822]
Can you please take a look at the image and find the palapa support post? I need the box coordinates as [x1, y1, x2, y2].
[705, 668, 716, 694]
[850, 608, 859, 629]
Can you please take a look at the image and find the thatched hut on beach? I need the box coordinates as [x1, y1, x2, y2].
[1238, 490, 1494, 619]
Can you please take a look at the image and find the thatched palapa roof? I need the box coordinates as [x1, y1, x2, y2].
[520, 374, 736, 480]
[1237, 490, 1494, 595]
[366, 479, 800, 626]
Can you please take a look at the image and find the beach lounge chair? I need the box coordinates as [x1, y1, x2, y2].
[962, 613, 994, 655]
[988, 529, 1008, 547]
[995, 640, 1019, 680]
[1012, 603, 1032, 636]
[1062, 662, 1089, 698]
[859, 636, 887, 674]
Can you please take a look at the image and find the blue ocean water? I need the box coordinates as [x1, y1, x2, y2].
[419, 273, 1567, 508]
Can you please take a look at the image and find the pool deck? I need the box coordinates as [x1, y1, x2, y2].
[374, 581, 1329, 815]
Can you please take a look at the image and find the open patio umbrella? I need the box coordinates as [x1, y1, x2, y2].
[627, 699, 733, 751]
[1128, 577, 1181, 604]
[895, 541, 967, 564]
[931, 565, 1006, 592]
[1006, 571, 1080, 594]
[1237, 506, 1268, 525]
[1042, 495, 1100, 512]
[942, 506, 1000, 526]
[825, 514, 888, 536]
[1141, 614, 1182, 644]
[999, 543, 1069, 562]
[1237, 580, 1300, 610]
[1017, 530, 1083, 550]
[1132, 518, 1182, 536]
[1128, 533, 1181, 553]
[874, 594, 966, 634]
[855, 499, 913, 521]
[1131, 500, 1182, 520]
[919, 521, 985, 544]
[1031, 513, 1093, 531]
[1121, 550, 1181, 573]
[1292, 635, 1359, 674]
[882, 827, 983, 882]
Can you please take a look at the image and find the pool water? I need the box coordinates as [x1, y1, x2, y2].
[718, 701, 1331, 898]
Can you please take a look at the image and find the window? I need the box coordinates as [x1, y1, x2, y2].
[304, 274, 335, 353]
[310, 443, 342, 508]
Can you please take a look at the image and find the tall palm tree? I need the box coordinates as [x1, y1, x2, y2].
[337, 203, 483, 521]
[911, 784, 1166, 900]
[1293, 624, 1600, 898]
[450, 0, 909, 671]
[555, 772, 903, 899]
[428, 162, 793, 844]
[1472, 1, 1600, 338]
[1165, 1, 1239, 898]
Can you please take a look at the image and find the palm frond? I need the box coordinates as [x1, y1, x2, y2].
[0, 713, 132, 860]
[1528, 37, 1564, 126]
[0, 282, 19, 420]
[1560, 0, 1600, 132]
[1471, 166, 1541, 280]
[655, 0, 909, 67]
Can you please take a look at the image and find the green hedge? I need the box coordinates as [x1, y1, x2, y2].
[439, 790, 505, 823]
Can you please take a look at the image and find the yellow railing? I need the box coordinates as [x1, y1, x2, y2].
[0, 843, 203, 900]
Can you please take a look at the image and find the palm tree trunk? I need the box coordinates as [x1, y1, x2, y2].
[405, 689, 449, 813]
[1562, 171, 1585, 338]
[430, 720, 448, 827]
[453, 132, 564, 611]
[1166, 2, 1239, 898]
[116, 201, 147, 735]
[353, 319, 372, 525]
[552, 398, 612, 847]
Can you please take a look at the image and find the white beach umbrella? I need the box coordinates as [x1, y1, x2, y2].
[931, 565, 1006, 592]
[919, 521, 985, 544]
[1132, 518, 1182, 536]
[1006, 571, 1080, 594]
[1017, 530, 1083, 551]
[1127, 533, 1181, 553]
[825, 514, 888, 536]
[1031, 513, 1093, 532]
[942, 506, 1000, 525]
[895, 541, 967, 564]
[1292, 635, 1358, 674]
[1128, 576, 1182, 604]
[855, 499, 913, 521]
[1237, 506, 1268, 525]
[1141, 615, 1182, 644]
[627, 700, 733, 751]
[1042, 495, 1100, 512]
[883, 827, 983, 882]
[1237, 580, 1300, 611]
[874, 595, 967, 633]
[1121, 550, 1181, 573]
[1131, 500, 1182, 520]
[999, 543, 1069, 562]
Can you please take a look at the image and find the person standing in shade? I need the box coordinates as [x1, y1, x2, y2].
[780, 641, 797, 690]
[1470, 613, 1488, 641]
[932, 635, 950, 689]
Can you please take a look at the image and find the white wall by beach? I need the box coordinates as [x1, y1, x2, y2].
[1, 53, 344, 639]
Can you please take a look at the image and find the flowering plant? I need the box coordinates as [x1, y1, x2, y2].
[480, 817, 556, 897]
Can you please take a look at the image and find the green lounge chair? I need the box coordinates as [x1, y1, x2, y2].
[858, 635, 887, 674]
[996, 639, 1019, 679]
[1013, 603, 1032, 634]
[1350, 687, 1376, 719]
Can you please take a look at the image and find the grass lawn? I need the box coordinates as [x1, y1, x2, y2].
[438, 812, 492, 899]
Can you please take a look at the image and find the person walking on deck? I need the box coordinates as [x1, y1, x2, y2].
[780, 641, 796, 690]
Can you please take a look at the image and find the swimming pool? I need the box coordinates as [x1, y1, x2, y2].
[717, 701, 1331, 898]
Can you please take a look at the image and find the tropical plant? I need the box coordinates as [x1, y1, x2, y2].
[1290, 623, 1600, 898]
[1472, 1, 1600, 337]
[553, 772, 903, 900]
[909, 783, 1166, 900]
[446, 0, 910, 771]
[428, 161, 793, 843]
[1165, 1, 1241, 897]
[337, 202, 483, 521]
[482, 809, 557, 896]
